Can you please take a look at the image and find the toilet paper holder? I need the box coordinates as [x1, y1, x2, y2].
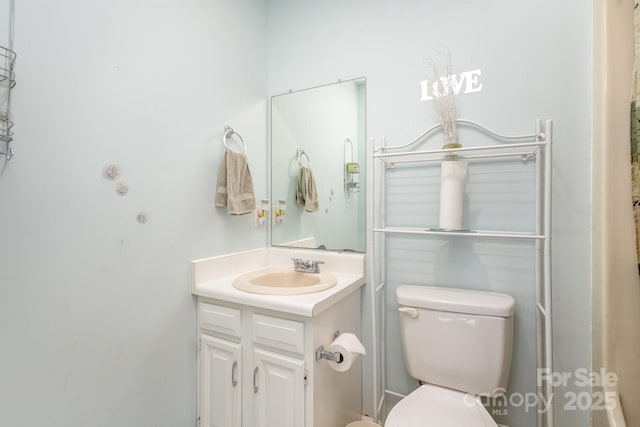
[315, 330, 344, 364]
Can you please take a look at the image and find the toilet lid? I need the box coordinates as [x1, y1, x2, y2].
[385, 384, 498, 427]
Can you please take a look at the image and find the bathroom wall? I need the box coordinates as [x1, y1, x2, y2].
[0, 1, 267, 426]
[268, 1, 592, 426]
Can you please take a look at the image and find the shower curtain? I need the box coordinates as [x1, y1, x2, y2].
[595, 2, 640, 426]
[633, 3, 640, 270]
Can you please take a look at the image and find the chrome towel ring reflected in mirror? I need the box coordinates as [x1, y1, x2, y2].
[297, 148, 311, 167]
[223, 124, 246, 153]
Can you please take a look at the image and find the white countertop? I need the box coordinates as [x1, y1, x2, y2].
[192, 247, 366, 317]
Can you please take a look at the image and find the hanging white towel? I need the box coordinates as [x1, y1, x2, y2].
[215, 150, 256, 215]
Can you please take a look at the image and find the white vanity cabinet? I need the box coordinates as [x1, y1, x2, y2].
[198, 302, 243, 427]
[196, 288, 362, 427]
[199, 334, 242, 427]
[250, 313, 306, 427]
[197, 301, 308, 427]
[252, 348, 305, 427]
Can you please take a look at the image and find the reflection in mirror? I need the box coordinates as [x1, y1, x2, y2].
[271, 78, 366, 252]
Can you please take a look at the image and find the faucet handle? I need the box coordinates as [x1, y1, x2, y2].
[291, 258, 324, 273]
[309, 260, 324, 273]
[291, 258, 307, 271]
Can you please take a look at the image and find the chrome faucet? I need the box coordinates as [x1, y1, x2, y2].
[291, 258, 324, 274]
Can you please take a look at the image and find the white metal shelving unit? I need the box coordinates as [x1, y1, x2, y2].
[365, 119, 554, 427]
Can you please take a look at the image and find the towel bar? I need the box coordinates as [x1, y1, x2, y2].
[223, 125, 246, 153]
[297, 148, 311, 167]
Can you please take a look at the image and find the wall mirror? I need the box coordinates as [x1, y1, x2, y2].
[270, 77, 366, 252]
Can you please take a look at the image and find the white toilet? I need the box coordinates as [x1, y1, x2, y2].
[385, 285, 517, 427]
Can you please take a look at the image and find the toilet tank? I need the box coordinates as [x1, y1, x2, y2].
[396, 285, 516, 396]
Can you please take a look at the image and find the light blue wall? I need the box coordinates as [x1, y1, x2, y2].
[268, 1, 592, 426]
[0, 1, 267, 426]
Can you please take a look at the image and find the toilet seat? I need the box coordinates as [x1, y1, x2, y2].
[384, 384, 498, 427]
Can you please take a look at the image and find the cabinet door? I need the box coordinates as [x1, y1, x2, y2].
[252, 348, 305, 427]
[199, 334, 241, 427]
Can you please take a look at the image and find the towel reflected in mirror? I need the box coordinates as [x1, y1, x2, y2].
[296, 166, 318, 212]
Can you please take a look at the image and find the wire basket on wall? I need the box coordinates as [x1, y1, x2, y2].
[0, 44, 16, 160]
[1, 0, 16, 161]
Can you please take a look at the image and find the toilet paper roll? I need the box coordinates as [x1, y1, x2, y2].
[327, 332, 366, 373]
[439, 160, 468, 230]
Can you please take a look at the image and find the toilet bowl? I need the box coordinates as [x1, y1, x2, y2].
[385, 384, 497, 427]
[387, 285, 516, 427]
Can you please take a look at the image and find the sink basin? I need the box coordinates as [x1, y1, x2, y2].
[232, 267, 337, 295]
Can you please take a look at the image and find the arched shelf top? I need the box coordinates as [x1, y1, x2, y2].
[376, 119, 544, 153]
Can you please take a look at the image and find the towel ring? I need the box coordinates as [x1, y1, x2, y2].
[223, 125, 246, 153]
[297, 148, 311, 167]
